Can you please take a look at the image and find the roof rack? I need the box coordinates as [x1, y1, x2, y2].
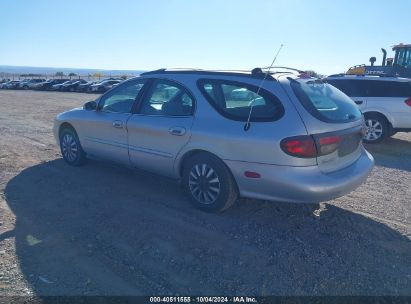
[261, 66, 305, 74]
[140, 68, 275, 79]
[140, 66, 307, 80]
[141, 68, 252, 74]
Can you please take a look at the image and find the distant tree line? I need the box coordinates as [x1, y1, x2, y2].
[20, 73, 43, 77]
[304, 70, 325, 78]
[55, 72, 78, 79]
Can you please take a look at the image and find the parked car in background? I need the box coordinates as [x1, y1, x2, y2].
[0, 80, 11, 89]
[17, 79, 46, 89]
[230, 88, 256, 100]
[54, 68, 374, 212]
[2, 80, 22, 89]
[100, 77, 124, 82]
[16, 79, 29, 89]
[27, 78, 47, 89]
[34, 79, 70, 91]
[61, 79, 88, 92]
[33, 80, 50, 90]
[0, 79, 11, 87]
[51, 80, 76, 91]
[326, 75, 411, 143]
[89, 80, 122, 93]
[76, 81, 98, 92]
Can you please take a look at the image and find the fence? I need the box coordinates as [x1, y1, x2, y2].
[0, 72, 140, 82]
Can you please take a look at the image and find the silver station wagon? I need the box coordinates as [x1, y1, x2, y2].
[54, 68, 374, 212]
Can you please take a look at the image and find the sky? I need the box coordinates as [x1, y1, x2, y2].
[0, 0, 410, 75]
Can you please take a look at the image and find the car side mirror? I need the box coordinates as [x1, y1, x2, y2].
[83, 101, 97, 110]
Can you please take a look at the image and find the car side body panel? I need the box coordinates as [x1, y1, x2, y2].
[168, 74, 315, 179]
[127, 114, 194, 178]
[55, 109, 131, 165]
[363, 98, 411, 128]
[225, 147, 373, 203]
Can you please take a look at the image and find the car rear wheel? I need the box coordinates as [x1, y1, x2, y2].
[59, 128, 86, 166]
[363, 114, 388, 144]
[182, 153, 238, 212]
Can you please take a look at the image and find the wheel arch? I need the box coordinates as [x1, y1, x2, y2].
[363, 111, 393, 132]
[58, 122, 76, 137]
[58, 121, 87, 165]
[177, 149, 239, 193]
[178, 149, 216, 177]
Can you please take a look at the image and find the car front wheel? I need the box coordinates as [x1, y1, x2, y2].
[363, 114, 388, 144]
[182, 153, 238, 212]
[59, 128, 86, 166]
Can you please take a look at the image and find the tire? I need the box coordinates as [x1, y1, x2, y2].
[363, 114, 388, 144]
[23, 85, 29, 90]
[182, 153, 238, 212]
[59, 127, 87, 166]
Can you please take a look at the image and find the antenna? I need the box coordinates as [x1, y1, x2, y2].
[244, 44, 284, 131]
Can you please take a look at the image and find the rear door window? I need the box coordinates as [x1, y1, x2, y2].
[361, 80, 411, 97]
[198, 79, 284, 121]
[290, 78, 362, 123]
[326, 79, 365, 97]
[139, 80, 194, 116]
[328, 79, 411, 97]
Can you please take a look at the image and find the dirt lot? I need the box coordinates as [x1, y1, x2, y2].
[0, 90, 410, 296]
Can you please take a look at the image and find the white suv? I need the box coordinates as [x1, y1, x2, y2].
[326, 75, 411, 143]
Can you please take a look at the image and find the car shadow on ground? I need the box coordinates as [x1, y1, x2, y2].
[365, 136, 411, 172]
[4, 159, 411, 296]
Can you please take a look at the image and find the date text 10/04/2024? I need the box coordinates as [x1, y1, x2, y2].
[149, 296, 258, 303]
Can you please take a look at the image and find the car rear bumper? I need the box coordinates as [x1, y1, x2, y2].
[225, 147, 374, 203]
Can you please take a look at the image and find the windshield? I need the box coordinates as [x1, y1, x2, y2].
[290, 78, 362, 123]
[396, 48, 411, 68]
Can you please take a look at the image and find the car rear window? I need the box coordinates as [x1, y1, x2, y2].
[197, 79, 284, 121]
[290, 78, 362, 123]
[327, 79, 411, 97]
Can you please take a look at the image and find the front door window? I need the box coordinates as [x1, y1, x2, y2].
[98, 79, 147, 113]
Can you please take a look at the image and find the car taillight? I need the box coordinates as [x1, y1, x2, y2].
[405, 98, 411, 107]
[281, 134, 343, 158]
[317, 135, 341, 155]
[280, 136, 317, 158]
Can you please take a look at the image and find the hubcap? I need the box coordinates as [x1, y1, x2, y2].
[188, 164, 221, 204]
[61, 133, 78, 162]
[365, 119, 383, 141]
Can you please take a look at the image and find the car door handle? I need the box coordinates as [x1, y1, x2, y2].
[169, 127, 186, 136]
[354, 100, 363, 105]
[112, 120, 123, 128]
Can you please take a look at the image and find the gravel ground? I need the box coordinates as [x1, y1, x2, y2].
[0, 90, 410, 296]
